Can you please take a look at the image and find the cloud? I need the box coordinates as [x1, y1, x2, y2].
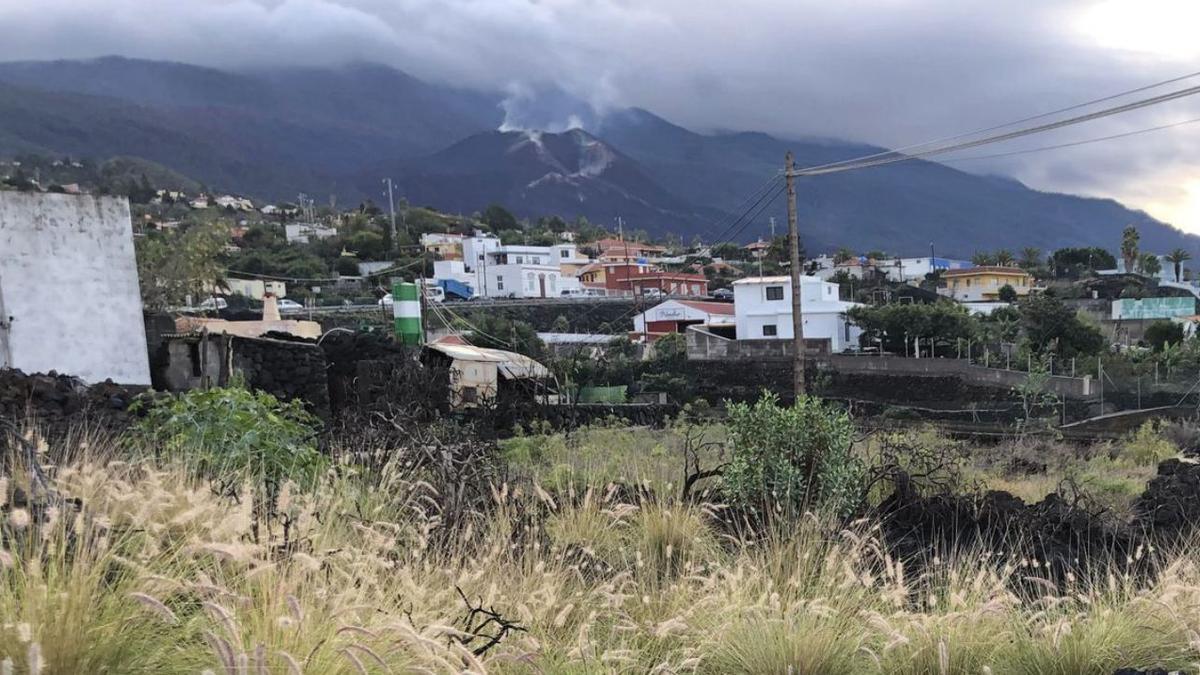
[3, 0, 1200, 231]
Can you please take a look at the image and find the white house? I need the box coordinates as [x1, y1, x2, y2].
[732, 275, 862, 352]
[483, 261, 580, 298]
[285, 222, 337, 244]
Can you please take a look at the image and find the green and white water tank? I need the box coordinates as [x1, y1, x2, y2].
[392, 281, 422, 345]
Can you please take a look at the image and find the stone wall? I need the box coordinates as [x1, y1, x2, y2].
[229, 336, 331, 419]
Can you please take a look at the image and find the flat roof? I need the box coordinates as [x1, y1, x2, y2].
[943, 266, 1029, 276]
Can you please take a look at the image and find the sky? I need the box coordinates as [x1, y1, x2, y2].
[2, 0, 1200, 232]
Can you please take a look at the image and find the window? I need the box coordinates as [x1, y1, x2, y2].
[560, 250, 569, 258]
[516, 256, 524, 264]
[496, 275, 504, 290]
[763, 324, 778, 337]
[461, 386, 478, 404]
[766, 285, 785, 301]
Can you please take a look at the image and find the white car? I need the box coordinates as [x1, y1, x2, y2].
[276, 298, 304, 311]
[197, 297, 227, 310]
[378, 293, 393, 307]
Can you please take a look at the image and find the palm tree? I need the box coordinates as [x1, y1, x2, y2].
[1121, 225, 1140, 273]
[1165, 248, 1192, 282]
[994, 249, 1015, 266]
[1140, 252, 1162, 277]
[972, 251, 995, 266]
[1019, 247, 1042, 270]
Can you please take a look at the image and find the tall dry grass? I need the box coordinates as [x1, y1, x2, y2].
[1, 431, 1199, 674]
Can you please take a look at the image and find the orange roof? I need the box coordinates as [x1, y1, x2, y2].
[744, 241, 771, 250]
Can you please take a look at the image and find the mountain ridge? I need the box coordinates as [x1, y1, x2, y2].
[0, 56, 1195, 257]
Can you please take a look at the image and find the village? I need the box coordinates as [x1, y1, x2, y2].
[6, 14, 1200, 667]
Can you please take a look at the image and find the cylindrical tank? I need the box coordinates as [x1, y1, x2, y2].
[393, 281, 422, 345]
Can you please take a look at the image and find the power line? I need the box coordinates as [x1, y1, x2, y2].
[703, 174, 783, 242]
[790, 67, 1200, 176]
[936, 115, 1200, 164]
[793, 81, 1200, 176]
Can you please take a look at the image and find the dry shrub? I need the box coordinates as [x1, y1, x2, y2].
[2, 427, 1200, 673]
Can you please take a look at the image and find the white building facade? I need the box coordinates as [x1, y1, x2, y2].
[0, 193, 151, 384]
[483, 263, 581, 298]
[732, 275, 862, 352]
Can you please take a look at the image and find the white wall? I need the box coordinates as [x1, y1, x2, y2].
[732, 276, 861, 351]
[482, 264, 563, 298]
[0, 193, 150, 384]
[462, 233, 500, 272]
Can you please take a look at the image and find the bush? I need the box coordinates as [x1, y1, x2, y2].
[1123, 420, 1177, 466]
[134, 385, 324, 503]
[723, 392, 863, 517]
[1143, 320, 1184, 351]
[997, 283, 1018, 302]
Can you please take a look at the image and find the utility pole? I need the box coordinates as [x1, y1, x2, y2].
[785, 151, 806, 397]
[382, 178, 397, 244]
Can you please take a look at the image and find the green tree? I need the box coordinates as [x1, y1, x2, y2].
[1165, 248, 1193, 282]
[846, 301, 978, 354]
[1121, 225, 1140, 273]
[1050, 247, 1116, 278]
[1019, 247, 1042, 270]
[335, 256, 361, 276]
[482, 204, 519, 231]
[135, 221, 229, 309]
[1139, 252, 1162, 277]
[997, 284, 1018, 303]
[723, 392, 863, 517]
[833, 247, 855, 265]
[1019, 293, 1105, 358]
[972, 250, 996, 266]
[1144, 320, 1185, 351]
[994, 249, 1015, 266]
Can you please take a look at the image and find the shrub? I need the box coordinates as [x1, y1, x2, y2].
[1123, 420, 1177, 466]
[723, 392, 863, 517]
[1143, 320, 1184, 351]
[134, 384, 324, 504]
[997, 283, 1018, 302]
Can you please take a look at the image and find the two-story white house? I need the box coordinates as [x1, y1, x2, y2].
[732, 275, 862, 352]
[481, 246, 582, 298]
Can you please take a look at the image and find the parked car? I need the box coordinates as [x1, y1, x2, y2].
[642, 288, 665, 299]
[560, 288, 588, 297]
[711, 288, 734, 301]
[276, 298, 304, 311]
[378, 293, 393, 307]
[197, 297, 227, 310]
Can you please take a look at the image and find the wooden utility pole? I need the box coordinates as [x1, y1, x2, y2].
[785, 151, 806, 397]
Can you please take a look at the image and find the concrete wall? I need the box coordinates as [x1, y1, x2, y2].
[826, 354, 1092, 398]
[0, 192, 150, 384]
